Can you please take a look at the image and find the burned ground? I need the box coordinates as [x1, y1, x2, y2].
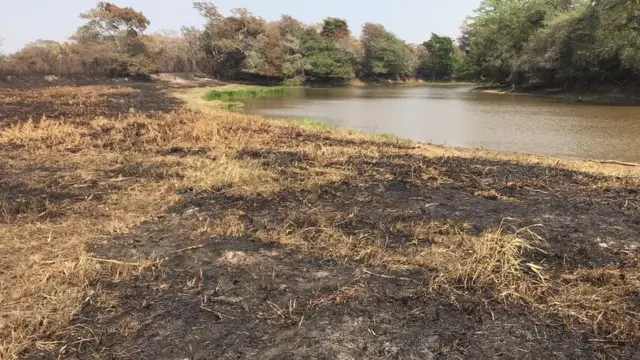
[1, 81, 639, 359]
[29, 223, 629, 360]
[0, 78, 181, 123]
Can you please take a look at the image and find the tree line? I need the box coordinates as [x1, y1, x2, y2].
[464, 0, 640, 89]
[0, 2, 466, 83]
[2, 0, 638, 89]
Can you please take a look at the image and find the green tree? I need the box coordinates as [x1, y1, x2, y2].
[465, 0, 550, 83]
[464, 0, 640, 88]
[299, 26, 356, 82]
[452, 47, 474, 80]
[279, 16, 306, 80]
[321, 18, 350, 40]
[516, 4, 596, 87]
[422, 33, 455, 80]
[361, 23, 418, 79]
[594, 0, 640, 74]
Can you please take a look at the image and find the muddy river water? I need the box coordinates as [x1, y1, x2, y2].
[243, 86, 640, 163]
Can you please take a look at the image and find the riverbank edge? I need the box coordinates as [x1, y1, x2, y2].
[351, 78, 476, 87]
[149, 72, 476, 88]
[475, 85, 640, 105]
[176, 86, 640, 172]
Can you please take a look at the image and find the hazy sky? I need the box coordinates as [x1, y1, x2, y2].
[0, 0, 482, 53]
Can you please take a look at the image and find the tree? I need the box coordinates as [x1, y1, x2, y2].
[361, 23, 417, 79]
[463, 0, 640, 88]
[76, 2, 150, 51]
[244, 15, 308, 80]
[244, 22, 286, 78]
[452, 47, 474, 80]
[196, 4, 266, 78]
[457, 24, 471, 54]
[181, 26, 212, 74]
[278, 16, 306, 80]
[145, 30, 190, 73]
[422, 33, 455, 80]
[594, 0, 640, 74]
[300, 27, 356, 82]
[71, 2, 154, 76]
[193, 1, 223, 22]
[464, 0, 551, 83]
[321, 18, 350, 40]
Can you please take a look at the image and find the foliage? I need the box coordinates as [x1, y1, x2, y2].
[195, 4, 266, 79]
[0, 2, 155, 77]
[421, 33, 455, 80]
[452, 47, 475, 80]
[0, 1, 466, 83]
[321, 18, 351, 40]
[361, 23, 418, 79]
[76, 1, 150, 49]
[464, 0, 640, 88]
[299, 26, 357, 81]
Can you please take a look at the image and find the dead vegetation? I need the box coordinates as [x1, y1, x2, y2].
[0, 83, 639, 359]
[0, 83, 179, 123]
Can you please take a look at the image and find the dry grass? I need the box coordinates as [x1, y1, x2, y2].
[551, 269, 640, 341]
[257, 213, 640, 341]
[423, 224, 548, 302]
[257, 216, 547, 301]
[1, 85, 639, 358]
[0, 86, 138, 105]
[0, 86, 140, 123]
[0, 118, 82, 146]
[0, 108, 283, 357]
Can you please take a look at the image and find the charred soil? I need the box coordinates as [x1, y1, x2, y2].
[1, 80, 639, 359]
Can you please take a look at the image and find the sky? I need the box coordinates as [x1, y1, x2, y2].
[0, 0, 482, 53]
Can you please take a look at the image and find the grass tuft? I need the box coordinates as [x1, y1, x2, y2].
[294, 119, 333, 130]
[425, 224, 548, 303]
[203, 86, 288, 102]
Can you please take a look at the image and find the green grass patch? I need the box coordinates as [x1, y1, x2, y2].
[222, 101, 245, 110]
[203, 86, 288, 102]
[375, 133, 413, 143]
[294, 119, 333, 130]
[377, 133, 402, 140]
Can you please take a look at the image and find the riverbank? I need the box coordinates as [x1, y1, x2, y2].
[1, 80, 639, 359]
[476, 85, 640, 105]
[351, 78, 476, 87]
[151, 72, 476, 89]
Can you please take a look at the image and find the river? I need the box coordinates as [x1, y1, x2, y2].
[242, 86, 640, 163]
